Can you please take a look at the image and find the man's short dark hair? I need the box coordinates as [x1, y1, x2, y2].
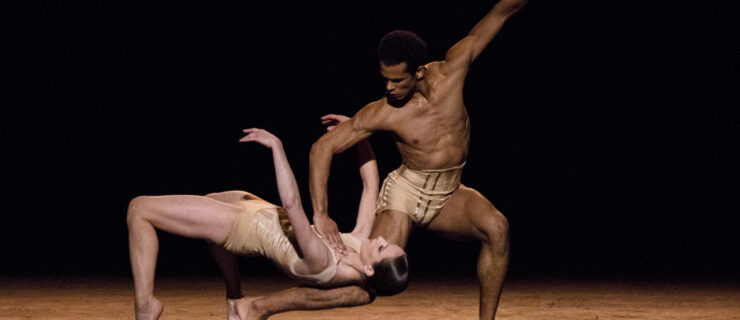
[377, 30, 428, 73]
[366, 254, 409, 296]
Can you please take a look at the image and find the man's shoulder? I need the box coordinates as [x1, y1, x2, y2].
[362, 98, 387, 109]
[358, 98, 394, 116]
[424, 60, 461, 80]
[353, 98, 400, 130]
[425, 61, 444, 71]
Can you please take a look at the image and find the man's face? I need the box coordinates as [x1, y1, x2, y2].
[380, 62, 416, 103]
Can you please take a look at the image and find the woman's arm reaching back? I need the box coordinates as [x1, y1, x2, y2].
[351, 138, 379, 239]
[240, 128, 332, 274]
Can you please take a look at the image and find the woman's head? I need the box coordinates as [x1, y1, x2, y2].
[366, 254, 408, 296]
[359, 236, 408, 296]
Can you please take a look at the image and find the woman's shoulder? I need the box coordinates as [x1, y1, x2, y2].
[341, 232, 363, 253]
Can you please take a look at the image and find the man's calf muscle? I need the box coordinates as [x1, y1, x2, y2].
[255, 285, 374, 316]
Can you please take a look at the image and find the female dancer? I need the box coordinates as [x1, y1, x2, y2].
[127, 116, 407, 319]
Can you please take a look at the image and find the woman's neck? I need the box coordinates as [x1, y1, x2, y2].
[338, 251, 366, 275]
[330, 251, 366, 284]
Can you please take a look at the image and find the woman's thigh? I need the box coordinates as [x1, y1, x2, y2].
[131, 194, 243, 244]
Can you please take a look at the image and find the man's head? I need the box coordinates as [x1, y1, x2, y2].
[359, 236, 408, 296]
[377, 30, 427, 103]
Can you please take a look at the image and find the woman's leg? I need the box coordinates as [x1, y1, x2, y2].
[204, 190, 258, 299]
[206, 190, 283, 319]
[126, 194, 243, 320]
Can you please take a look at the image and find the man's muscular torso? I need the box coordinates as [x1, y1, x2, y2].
[357, 61, 471, 170]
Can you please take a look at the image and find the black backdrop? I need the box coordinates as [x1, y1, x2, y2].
[3, 1, 738, 280]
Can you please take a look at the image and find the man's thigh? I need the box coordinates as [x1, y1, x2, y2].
[427, 184, 505, 242]
[370, 209, 414, 248]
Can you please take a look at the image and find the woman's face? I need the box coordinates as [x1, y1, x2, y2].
[360, 236, 405, 266]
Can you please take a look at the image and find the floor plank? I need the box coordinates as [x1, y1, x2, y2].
[1, 276, 738, 319]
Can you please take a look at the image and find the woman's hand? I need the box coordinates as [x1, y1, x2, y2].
[239, 128, 282, 149]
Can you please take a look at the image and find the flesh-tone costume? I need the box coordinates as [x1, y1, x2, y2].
[222, 195, 361, 285]
[376, 163, 464, 226]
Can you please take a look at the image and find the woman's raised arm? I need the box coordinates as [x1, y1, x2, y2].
[240, 128, 332, 274]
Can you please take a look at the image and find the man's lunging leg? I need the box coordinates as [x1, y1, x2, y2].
[476, 216, 509, 318]
[428, 185, 510, 320]
[248, 285, 373, 319]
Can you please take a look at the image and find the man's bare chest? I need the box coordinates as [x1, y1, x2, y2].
[392, 105, 465, 147]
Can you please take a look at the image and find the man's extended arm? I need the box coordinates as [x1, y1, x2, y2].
[442, 0, 527, 73]
[310, 105, 380, 251]
[320, 114, 380, 239]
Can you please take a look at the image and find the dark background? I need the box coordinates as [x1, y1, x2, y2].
[3, 1, 738, 281]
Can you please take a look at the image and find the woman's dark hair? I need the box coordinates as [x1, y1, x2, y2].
[366, 254, 409, 296]
[377, 30, 428, 73]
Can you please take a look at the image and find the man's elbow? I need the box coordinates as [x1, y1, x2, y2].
[310, 140, 335, 161]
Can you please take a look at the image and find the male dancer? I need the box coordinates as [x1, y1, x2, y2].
[231, 1, 527, 318]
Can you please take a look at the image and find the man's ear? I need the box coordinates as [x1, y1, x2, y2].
[363, 264, 375, 277]
[415, 66, 426, 80]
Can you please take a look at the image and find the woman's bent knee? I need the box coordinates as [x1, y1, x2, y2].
[126, 196, 150, 224]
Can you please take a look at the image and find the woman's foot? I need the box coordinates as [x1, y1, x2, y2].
[227, 296, 266, 320]
[135, 297, 163, 320]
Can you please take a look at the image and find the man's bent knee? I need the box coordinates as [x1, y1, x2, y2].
[490, 212, 509, 238]
[479, 210, 509, 246]
[348, 286, 375, 305]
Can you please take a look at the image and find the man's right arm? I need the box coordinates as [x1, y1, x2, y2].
[310, 102, 386, 251]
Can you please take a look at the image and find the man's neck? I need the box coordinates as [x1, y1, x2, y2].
[414, 78, 431, 98]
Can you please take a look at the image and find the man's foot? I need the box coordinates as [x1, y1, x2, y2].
[227, 296, 266, 320]
[135, 297, 163, 320]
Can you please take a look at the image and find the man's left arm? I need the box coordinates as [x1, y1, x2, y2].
[442, 0, 528, 72]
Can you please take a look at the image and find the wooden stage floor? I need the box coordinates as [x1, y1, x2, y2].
[1, 275, 738, 319]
